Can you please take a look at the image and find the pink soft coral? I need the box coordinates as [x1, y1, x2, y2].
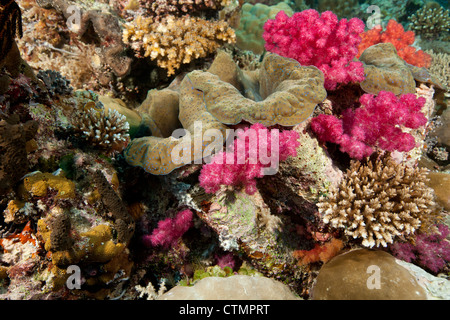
[310, 91, 427, 159]
[142, 209, 193, 248]
[199, 123, 300, 195]
[263, 9, 365, 90]
[390, 225, 450, 274]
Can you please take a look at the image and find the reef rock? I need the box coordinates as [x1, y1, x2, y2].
[158, 275, 300, 300]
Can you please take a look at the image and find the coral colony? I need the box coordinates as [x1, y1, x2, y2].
[0, 0, 449, 303]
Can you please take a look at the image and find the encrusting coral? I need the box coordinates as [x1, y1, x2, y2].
[122, 14, 236, 76]
[409, 2, 450, 40]
[317, 155, 441, 248]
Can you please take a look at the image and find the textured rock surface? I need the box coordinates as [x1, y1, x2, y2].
[159, 275, 300, 300]
[312, 249, 428, 300]
[425, 172, 450, 211]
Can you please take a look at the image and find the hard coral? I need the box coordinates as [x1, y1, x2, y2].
[122, 15, 236, 76]
[310, 91, 427, 160]
[139, 0, 230, 18]
[317, 155, 440, 248]
[409, 2, 450, 40]
[199, 123, 300, 195]
[71, 101, 130, 153]
[263, 9, 365, 90]
[357, 20, 432, 68]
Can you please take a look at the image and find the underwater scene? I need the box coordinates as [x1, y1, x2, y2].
[0, 0, 449, 302]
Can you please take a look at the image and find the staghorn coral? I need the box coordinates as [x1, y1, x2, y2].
[357, 19, 432, 68]
[263, 9, 365, 90]
[122, 15, 236, 76]
[317, 155, 441, 248]
[123, 51, 326, 175]
[409, 2, 450, 40]
[0, 0, 23, 61]
[70, 101, 130, 153]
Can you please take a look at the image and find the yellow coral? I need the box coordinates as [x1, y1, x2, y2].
[23, 172, 76, 199]
[123, 15, 236, 76]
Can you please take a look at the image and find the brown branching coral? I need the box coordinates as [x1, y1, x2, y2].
[409, 2, 450, 40]
[0, 0, 23, 61]
[317, 155, 441, 248]
[122, 15, 236, 76]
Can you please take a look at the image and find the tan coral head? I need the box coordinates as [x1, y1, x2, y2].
[188, 53, 327, 127]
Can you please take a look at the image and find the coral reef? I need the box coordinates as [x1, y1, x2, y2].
[409, 2, 450, 40]
[138, 0, 231, 18]
[36, 70, 73, 97]
[317, 155, 441, 248]
[263, 9, 365, 90]
[122, 15, 236, 76]
[123, 51, 326, 175]
[357, 19, 432, 68]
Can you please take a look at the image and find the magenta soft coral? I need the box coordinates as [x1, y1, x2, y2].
[310, 91, 427, 160]
[142, 209, 193, 248]
[390, 225, 450, 274]
[199, 123, 300, 195]
[263, 9, 365, 90]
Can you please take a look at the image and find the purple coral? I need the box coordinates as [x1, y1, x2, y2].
[263, 9, 365, 90]
[390, 225, 450, 274]
[199, 123, 300, 195]
[310, 91, 428, 160]
[142, 209, 193, 248]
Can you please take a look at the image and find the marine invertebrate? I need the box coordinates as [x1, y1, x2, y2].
[357, 19, 432, 68]
[122, 14, 236, 76]
[310, 90, 427, 160]
[292, 238, 343, 266]
[49, 212, 72, 251]
[235, 2, 294, 55]
[22, 172, 76, 200]
[317, 155, 440, 248]
[92, 170, 135, 244]
[142, 209, 193, 248]
[0, 117, 38, 195]
[263, 9, 365, 90]
[0, 0, 23, 60]
[409, 2, 450, 40]
[390, 224, 450, 274]
[138, 0, 230, 18]
[123, 51, 326, 175]
[198, 123, 300, 195]
[70, 102, 130, 153]
[36, 70, 73, 97]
